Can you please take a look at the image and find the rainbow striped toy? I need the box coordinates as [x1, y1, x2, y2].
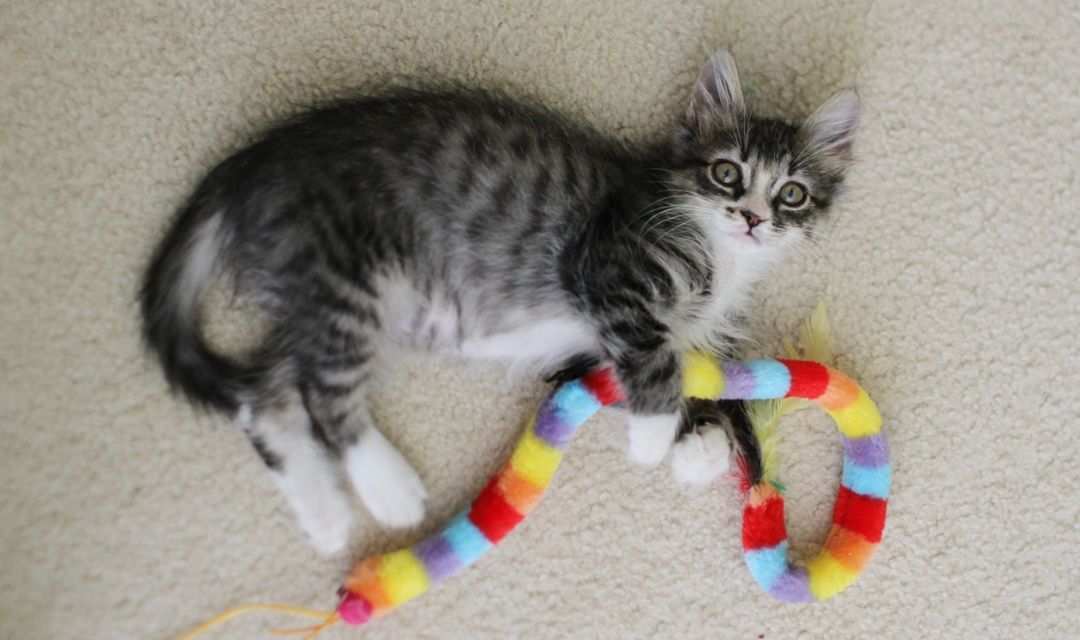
[331, 353, 889, 628]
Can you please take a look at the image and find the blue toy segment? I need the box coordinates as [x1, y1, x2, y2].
[442, 512, 492, 567]
[746, 359, 792, 399]
[841, 458, 892, 499]
[744, 541, 790, 590]
[551, 381, 602, 427]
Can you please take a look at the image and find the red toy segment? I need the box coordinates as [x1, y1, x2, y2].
[832, 486, 888, 543]
[582, 368, 625, 405]
[469, 477, 525, 543]
[778, 359, 830, 400]
[743, 490, 788, 550]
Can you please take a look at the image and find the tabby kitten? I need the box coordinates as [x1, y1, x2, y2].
[141, 50, 859, 554]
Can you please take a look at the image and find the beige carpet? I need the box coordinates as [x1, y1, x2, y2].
[2, 1, 1078, 638]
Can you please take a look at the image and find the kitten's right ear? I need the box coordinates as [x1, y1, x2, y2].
[686, 50, 745, 136]
[799, 89, 860, 172]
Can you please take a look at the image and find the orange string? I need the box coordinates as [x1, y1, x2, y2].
[175, 604, 337, 640]
[271, 612, 341, 639]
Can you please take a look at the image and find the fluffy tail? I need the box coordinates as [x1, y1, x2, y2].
[139, 186, 252, 413]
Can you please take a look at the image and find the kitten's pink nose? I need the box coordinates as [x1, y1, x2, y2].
[740, 209, 766, 229]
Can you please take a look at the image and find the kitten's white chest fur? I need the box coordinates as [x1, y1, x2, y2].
[666, 243, 778, 353]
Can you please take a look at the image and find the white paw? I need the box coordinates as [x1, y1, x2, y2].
[295, 488, 354, 556]
[671, 426, 732, 487]
[345, 428, 428, 529]
[627, 413, 680, 466]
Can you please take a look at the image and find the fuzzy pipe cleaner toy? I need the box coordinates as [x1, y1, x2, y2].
[178, 313, 889, 639]
[330, 354, 888, 631]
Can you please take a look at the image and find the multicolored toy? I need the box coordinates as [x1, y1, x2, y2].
[179, 315, 889, 639]
[329, 355, 888, 631]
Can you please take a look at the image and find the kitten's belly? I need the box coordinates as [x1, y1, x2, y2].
[460, 317, 597, 363]
[374, 273, 596, 364]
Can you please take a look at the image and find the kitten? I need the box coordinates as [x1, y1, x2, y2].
[140, 50, 858, 554]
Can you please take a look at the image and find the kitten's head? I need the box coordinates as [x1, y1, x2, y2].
[668, 50, 860, 260]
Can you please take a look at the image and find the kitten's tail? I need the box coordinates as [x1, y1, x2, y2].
[139, 184, 253, 414]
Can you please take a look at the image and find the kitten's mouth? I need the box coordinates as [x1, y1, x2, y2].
[733, 230, 761, 245]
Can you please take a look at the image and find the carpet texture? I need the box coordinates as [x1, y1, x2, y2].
[2, 1, 1077, 638]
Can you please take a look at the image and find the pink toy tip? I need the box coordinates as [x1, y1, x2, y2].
[337, 593, 372, 625]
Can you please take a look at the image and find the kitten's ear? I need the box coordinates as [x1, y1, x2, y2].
[800, 89, 860, 171]
[686, 50, 745, 136]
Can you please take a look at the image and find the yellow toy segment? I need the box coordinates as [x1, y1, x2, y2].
[682, 351, 724, 399]
[825, 388, 882, 438]
[509, 428, 563, 486]
[377, 549, 430, 607]
[806, 550, 860, 601]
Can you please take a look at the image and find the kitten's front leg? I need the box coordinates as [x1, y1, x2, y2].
[602, 323, 684, 467]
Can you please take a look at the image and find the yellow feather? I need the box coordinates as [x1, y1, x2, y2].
[747, 398, 782, 483]
[799, 301, 833, 363]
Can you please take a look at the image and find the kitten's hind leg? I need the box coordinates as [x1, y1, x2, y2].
[239, 398, 354, 555]
[303, 383, 428, 530]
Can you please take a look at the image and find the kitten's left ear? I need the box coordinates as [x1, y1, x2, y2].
[800, 89, 860, 171]
[686, 49, 745, 136]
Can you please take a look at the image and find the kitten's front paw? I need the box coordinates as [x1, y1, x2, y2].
[627, 413, 680, 466]
[345, 428, 428, 529]
[671, 425, 732, 487]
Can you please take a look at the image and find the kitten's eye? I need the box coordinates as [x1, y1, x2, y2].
[710, 161, 742, 187]
[779, 182, 807, 207]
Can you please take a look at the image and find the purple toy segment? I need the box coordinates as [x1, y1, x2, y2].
[719, 362, 756, 399]
[532, 401, 574, 448]
[769, 566, 815, 603]
[414, 534, 460, 583]
[842, 431, 891, 468]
